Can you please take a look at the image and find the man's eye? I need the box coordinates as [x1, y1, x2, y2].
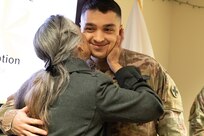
[104, 28, 114, 33]
[84, 27, 95, 32]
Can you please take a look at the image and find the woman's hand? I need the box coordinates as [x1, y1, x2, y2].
[107, 35, 122, 73]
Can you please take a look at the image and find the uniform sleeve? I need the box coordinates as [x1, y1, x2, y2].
[0, 96, 17, 135]
[0, 74, 33, 135]
[153, 65, 187, 136]
[95, 66, 164, 123]
[189, 86, 204, 136]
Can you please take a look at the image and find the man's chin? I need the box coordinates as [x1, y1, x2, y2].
[91, 54, 107, 60]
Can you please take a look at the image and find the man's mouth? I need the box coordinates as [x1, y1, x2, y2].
[91, 43, 106, 49]
[92, 43, 106, 46]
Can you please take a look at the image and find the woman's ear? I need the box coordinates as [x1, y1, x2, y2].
[77, 44, 90, 60]
[77, 45, 85, 60]
[77, 45, 84, 53]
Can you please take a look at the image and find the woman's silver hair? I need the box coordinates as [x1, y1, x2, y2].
[15, 15, 82, 130]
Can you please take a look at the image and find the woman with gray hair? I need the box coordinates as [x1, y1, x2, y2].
[7, 15, 163, 135]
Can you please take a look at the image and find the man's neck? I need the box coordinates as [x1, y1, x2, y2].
[91, 56, 110, 72]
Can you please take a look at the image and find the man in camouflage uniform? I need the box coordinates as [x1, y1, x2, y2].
[86, 49, 187, 136]
[189, 86, 204, 136]
[0, 0, 187, 135]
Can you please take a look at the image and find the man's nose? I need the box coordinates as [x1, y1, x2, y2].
[93, 30, 105, 42]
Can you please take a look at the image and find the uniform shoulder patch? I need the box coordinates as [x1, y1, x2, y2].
[171, 86, 178, 98]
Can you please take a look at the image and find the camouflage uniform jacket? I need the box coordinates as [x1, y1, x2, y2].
[189, 86, 204, 136]
[87, 49, 187, 136]
[0, 49, 187, 136]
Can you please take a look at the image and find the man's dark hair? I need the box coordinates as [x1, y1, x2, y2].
[81, 0, 121, 18]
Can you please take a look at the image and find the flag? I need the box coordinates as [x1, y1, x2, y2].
[122, 0, 154, 58]
[138, 0, 143, 9]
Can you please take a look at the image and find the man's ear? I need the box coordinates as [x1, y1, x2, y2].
[119, 25, 124, 42]
[119, 25, 124, 36]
